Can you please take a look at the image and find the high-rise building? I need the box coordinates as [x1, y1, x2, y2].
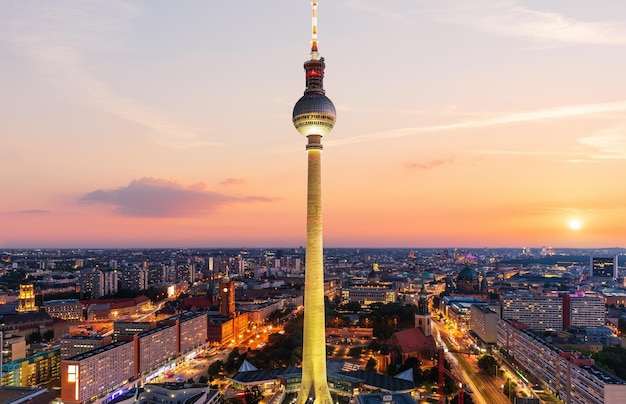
[79, 269, 104, 299]
[501, 292, 563, 331]
[293, 2, 336, 403]
[103, 270, 119, 296]
[590, 256, 618, 279]
[61, 341, 134, 404]
[60, 335, 112, 359]
[470, 304, 498, 344]
[562, 293, 605, 329]
[497, 319, 626, 404]
[219, 279, 235, 318]
[17, 284, 37, 312]
[120, 267, 149, 291]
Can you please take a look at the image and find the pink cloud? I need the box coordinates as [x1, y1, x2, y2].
[80, 177, 272, 217]
[219, 178, 246, 186]
[405, 157, 456, 170]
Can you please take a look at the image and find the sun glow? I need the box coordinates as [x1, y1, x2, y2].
[569, 218, 582, 231]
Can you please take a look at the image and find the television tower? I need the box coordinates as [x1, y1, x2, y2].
[292, 2, 336, 404]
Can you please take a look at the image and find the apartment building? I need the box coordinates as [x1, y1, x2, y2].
[61, 341, 134, 404]
[470, 304, 498, 344]
[497, 319, 626, 404]
[501, 293, 563, 331]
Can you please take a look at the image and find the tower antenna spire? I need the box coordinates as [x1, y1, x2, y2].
[310, 1, 319, 59]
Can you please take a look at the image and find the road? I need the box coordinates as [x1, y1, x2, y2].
[432, 319, 509, 404]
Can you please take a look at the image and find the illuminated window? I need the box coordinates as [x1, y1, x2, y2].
[67, 365, 77, 382]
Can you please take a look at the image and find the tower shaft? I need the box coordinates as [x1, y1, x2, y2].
[298, 139, 332, 404]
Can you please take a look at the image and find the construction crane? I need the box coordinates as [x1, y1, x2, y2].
[437, 348, 474, 404]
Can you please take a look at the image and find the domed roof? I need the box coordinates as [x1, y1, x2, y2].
[457, 265, 479, 282]
[293, 92, 336, 137]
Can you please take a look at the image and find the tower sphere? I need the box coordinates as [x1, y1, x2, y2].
[292, 92, 336, 137]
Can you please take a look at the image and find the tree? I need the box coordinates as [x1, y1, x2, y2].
[27, 331, 42, 344]
[43, 329, 54, 342]
[199, 375, 209, 384]
[368, 339, 381, 353]
[477, 354, 498, 376]
[366, 357, 377, 371]
[618, 318, 626, 337]
[399, 357, 423, 382]
[386, 364, 399, 376]
[592, 346, 626, 380]
[344, 301, 361, 313]
[348, 347, 363, 358]
[207, 360, 224, 377]
[503, 379, 517, 401]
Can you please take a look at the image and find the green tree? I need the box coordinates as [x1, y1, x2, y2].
[207, 360, 224, 377]
[477, 354, 498, 376]
[591, 346, 626, 380]
[348, 347, 363, 358]
[618, 318, 626, 337]
[27, 331, 42, 344]
[503, 379, 517, 401]
[399, 357, 423, 382]
[366, 357, 377, 371]
[344, 301, 361, 313]
[386, 364, 399, 376]
[368, 340, 381, 353]
[43, 329, 54, 342]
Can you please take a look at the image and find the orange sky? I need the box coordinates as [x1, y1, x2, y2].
[1, 1, 625, 248]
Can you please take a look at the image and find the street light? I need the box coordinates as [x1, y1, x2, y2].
[1, 329, 3, 387]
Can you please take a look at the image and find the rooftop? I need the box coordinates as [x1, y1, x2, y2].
[0, 386, 54, 404]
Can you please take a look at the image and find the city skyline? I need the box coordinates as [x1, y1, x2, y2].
[1, 1, 626, 249]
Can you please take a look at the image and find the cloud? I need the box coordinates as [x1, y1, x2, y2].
[10, 210, 52, 215]
[219, 178, 246, 186]
[328, 100, 626, 147]
[578, 127, 626, 159]
[435, 0, 626, 46]
[405, 157, 456, 170]
[80, 177, 273, 217]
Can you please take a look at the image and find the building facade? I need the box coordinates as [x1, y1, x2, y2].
[61, 341, 134, 404]
[1, 348, 60, 387]
[44, 299, 83, 321]
[470, 304, 498, 344]
[501, 293, 563, 331]
[563, 294, 605, 329]
[60, 335, 112, 359]
[497, 319, 626, 404]
[341, 285, 397, 307]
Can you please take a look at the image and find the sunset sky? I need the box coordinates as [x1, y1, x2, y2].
[1, 1, 625, 249]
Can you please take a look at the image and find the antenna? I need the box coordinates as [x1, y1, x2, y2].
[310, 1, 319, 59]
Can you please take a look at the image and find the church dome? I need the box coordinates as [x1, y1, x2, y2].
[456, 265, 480, 294]
[367, 270, 379, 283]
[457, 266, 479, 282]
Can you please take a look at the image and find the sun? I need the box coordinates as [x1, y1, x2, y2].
[568, 218, 582, 231]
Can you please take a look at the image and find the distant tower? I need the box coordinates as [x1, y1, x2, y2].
[293, 2, 336, 404]
[219, 279, 235, 318]
[415, 280, 431, 337]
[17, 284, 37, 312]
